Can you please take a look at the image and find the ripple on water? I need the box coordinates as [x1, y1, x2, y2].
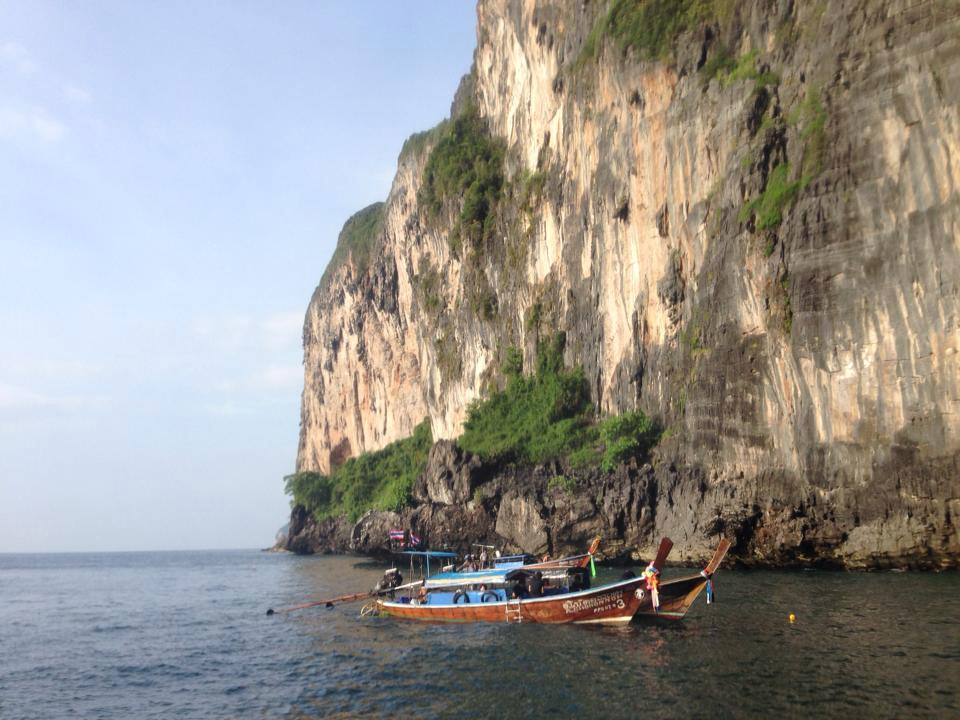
[1, 553, 958, 719]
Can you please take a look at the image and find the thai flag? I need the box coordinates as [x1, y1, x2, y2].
[388, 529, 421, 547]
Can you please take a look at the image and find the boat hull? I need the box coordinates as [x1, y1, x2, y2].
[632, 574, 710, 620]
[378, 574, 708, 625]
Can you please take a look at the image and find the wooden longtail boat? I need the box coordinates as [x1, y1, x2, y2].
[372, 538, 730, 625]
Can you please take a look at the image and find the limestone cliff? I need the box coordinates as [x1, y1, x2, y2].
[294, 0, 960, 568]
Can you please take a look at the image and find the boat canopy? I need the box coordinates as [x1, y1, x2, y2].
[424, 565, 576, 589]
[492, 554, 530, 569]
[397, 550, 458, 558]
[424, 568, 506, 588]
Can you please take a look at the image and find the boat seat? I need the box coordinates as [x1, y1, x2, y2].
[425, 589, 506, 605]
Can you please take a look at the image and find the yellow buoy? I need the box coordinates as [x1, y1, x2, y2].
[789, 613, 796, 623]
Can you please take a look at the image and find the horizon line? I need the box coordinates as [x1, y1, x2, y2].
[0, 546, 281, 555]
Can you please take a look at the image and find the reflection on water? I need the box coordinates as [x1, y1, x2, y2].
[0, 551, 957, 719]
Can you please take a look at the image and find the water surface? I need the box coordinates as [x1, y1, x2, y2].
[1, 550, 957, 718]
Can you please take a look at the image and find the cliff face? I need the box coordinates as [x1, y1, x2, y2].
[295, 0, 960, 567]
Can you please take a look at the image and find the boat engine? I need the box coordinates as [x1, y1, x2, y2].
[374, 568, 403, 597]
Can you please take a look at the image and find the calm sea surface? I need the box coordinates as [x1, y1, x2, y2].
[0, 550, 957, 719]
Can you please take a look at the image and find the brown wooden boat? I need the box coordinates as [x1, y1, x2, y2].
[372, 538, 730, 625]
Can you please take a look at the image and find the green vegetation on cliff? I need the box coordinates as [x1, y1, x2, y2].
[740, 163, 804, 232]
[418, 106, 505, 252]
[284, 420, 432, 522]
[458, 334, 594, 464]
[793, 87, 828, 176]
[579, 0, 735, 65]
[740, 87, 829, 235]
[458, 334, 660, 470]
[318, 202, 385, 290]
[399, 122, 448, 162]
[597, 410, 661, 472]
[703, 49, 779, 89]
[286, 338, 660, 522]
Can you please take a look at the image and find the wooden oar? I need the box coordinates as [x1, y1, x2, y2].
[266, 579, 424, 616]
[651, 536, 673, 572]
[266, 591, 370, 615]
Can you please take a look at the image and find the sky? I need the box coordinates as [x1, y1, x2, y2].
[0, 1, 477, 552]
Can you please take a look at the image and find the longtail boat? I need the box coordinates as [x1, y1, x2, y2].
[369, 538, 730, 625]
[267, 539, 602, 616]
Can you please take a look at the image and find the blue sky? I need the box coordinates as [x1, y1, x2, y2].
[0, 1, 477, 552]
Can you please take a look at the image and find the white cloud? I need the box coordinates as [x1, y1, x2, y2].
[202, 401, 254, 417]
[256, 364, 303, 390]
[0, 41, 85, 146]
[0, 41, 36, 75]
[190, 310, 304, 410]
[213, 364, 303, 394]
[0, 383, 54, 410]
[63, 85, 92, 104]
[0, 382, 107, 415]
[261, 310, 304, 343]
[0, 355, 105, 380]
[0, 105, 66, 144]
[192, 310, 303, 353]
[201, 363, 301, 417]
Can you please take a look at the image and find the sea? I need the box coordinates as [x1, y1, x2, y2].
[0, 550, 957, 719]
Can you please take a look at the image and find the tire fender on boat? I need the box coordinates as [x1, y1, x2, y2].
[480, 591, 499, 603]
[453, 590, 471, 604]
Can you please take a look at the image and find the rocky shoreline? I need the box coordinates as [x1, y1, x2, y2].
[283, 440, 959, 570]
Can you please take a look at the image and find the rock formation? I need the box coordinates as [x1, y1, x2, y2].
[290, 0, 960, 569]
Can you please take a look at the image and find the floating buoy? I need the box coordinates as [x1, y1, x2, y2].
[789, 612, 796, 623]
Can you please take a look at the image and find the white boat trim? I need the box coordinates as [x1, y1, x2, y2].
[382, 575, 644, 610]
[572, 615, 634, 625]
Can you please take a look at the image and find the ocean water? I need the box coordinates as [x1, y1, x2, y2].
[0, 550, 957, 719]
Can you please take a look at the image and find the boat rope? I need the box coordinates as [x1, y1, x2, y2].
[700, 570, 714, 604]
[359, 602, 380, 618]
[642, 565, 660, 612]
